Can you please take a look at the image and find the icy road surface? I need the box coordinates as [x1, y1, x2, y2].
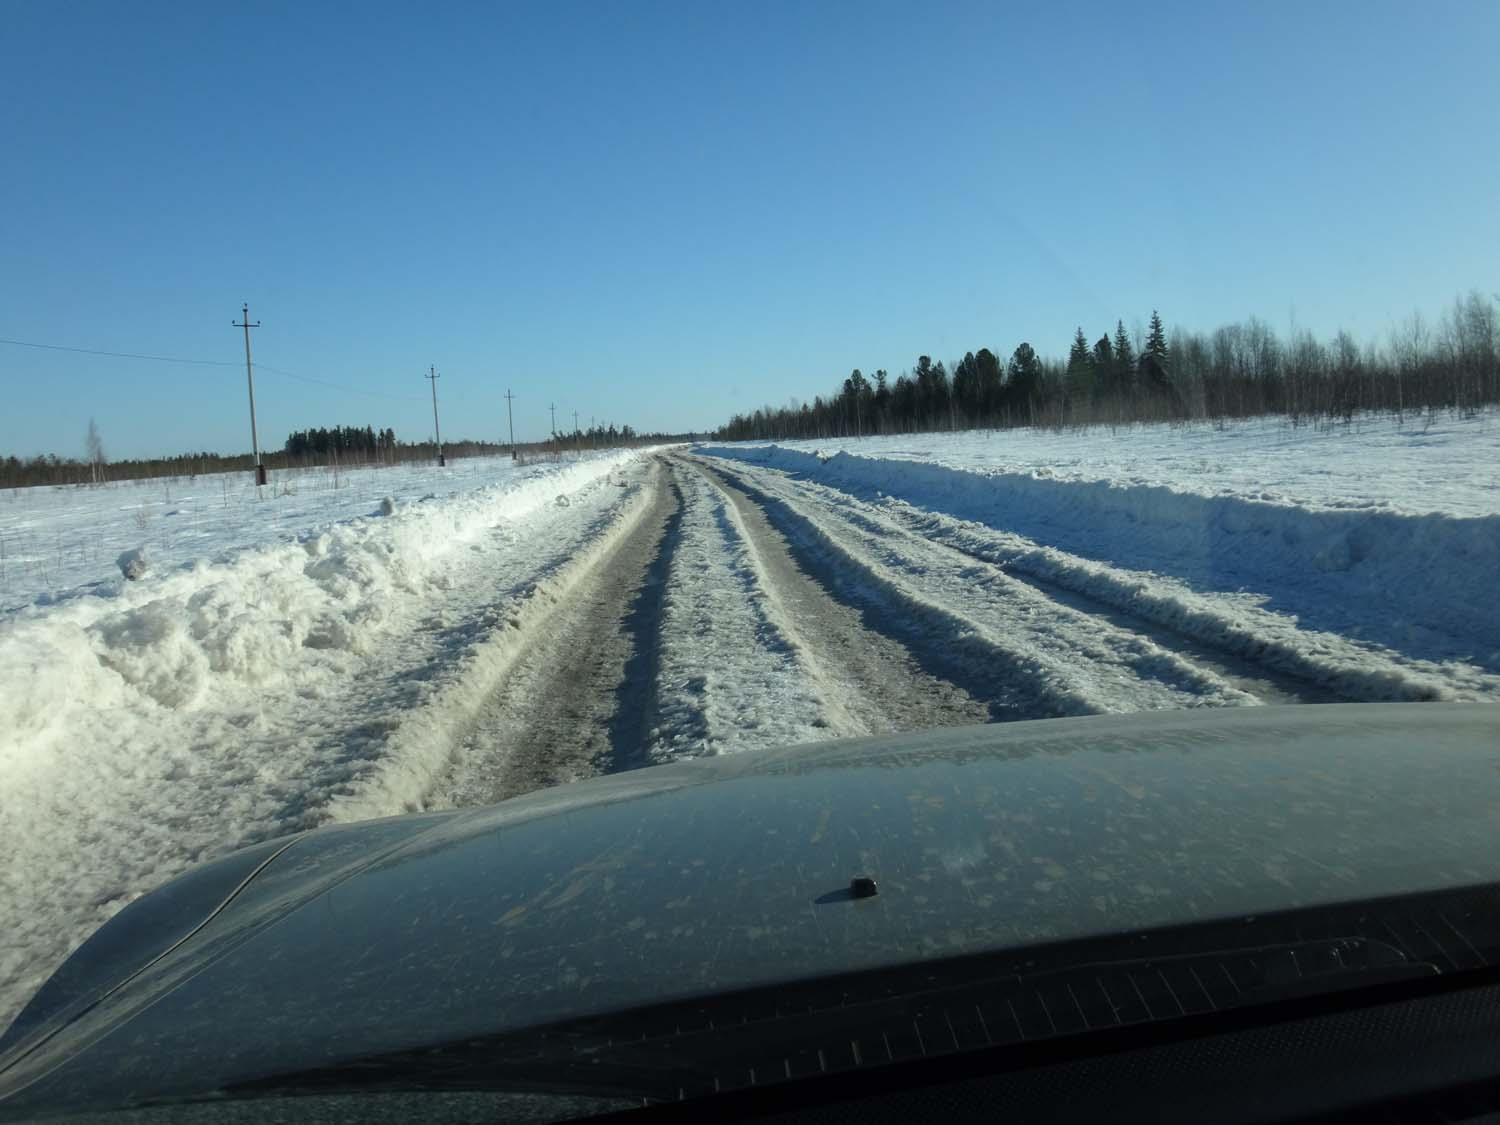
[2, 423, 1498, 1031]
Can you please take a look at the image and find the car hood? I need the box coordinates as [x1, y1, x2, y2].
[3, 702, 1499, 1116]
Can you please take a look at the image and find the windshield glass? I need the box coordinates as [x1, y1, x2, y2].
[1, 2, 1497, 1120]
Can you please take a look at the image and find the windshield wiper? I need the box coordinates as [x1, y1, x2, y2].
[218, 935, 1445, 1108]
[1215, 937, 1439, 1006]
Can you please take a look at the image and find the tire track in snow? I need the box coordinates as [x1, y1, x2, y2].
[869, 504, 1345, 704]
[315, 463, 669, 823]
[878, 499, 1480, 703]
[421, 460, 683, 808]
[688, 460, 1000, 736]
[738, 468, 1342, 705]
[695, 456, 1261, 717]
[602, 468, 687, 773]
[643, 461, 844, 761]
[710, 455, 1478, 704]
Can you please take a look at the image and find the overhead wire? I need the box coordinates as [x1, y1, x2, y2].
[0, 337, 239, 366]
[0, 335, 427, 402]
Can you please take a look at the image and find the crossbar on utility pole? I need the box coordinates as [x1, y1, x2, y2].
[425, 366, 445, 466]
[232, 304, 267, 486]
[504, 389, 516, 458]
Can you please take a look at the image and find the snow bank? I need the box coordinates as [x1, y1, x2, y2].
[323, 477, 661, 825]
[0, 454, 643, 756]
[0, 449, 652, 1032]
[0, 453, 633, 614]
[699, 438, 1500, 682]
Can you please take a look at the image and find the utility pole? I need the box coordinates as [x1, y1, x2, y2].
[232, 304, 266, 486]
[572, 409, 579, 434]
[424, 366, 445, 467]
[548, 402, 556, 438]
[504, 389, 516, 458]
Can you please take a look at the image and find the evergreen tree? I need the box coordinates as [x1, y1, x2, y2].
[891, 374, 917, 430]
[953, 352, 980, 417]
[873, 370, 891, 429]
[974, 348, 1003, 415]
[1140, 309, 1171, 390]
[1092, 333, 1116, 393]
[841, 369, 870, 435]
[932, 360, 953, 426]
[1066, 327, 1094, 406]
[1145, 310, 1169, 367]
[1113, 320, 1135, 384]
[1006, 342, 1042, 414]
[914, 355, 936, 415]
[914, 355, 951, 424]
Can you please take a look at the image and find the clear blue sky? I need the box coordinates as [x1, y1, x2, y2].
[2, 0, 1496, 458]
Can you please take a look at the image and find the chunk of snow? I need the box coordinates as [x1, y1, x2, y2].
[116, 547, 148, 580]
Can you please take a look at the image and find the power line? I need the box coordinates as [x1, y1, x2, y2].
[0, 335, 425, 402]
[0, 337, 239, 366]
[255, 363, 425, 401]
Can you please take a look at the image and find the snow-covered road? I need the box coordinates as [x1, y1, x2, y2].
[2, 430, 1496, 1032]
[423, 447, 1496, 818]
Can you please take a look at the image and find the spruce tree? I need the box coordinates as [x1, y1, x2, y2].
[1145, 310, 1169, 366]
[953, 352, 980, 416]
[1093, 334, 1113, 381]
[1006, 342, 1042, 413]
[1066, 327, 1094, 406]
[1141, 310, 1171, 389]
[1113, 319, 1135, 381]
[1067, 327, 1092, 373]
[974, 348, 1003, 416]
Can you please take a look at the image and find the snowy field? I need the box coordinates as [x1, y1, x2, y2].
[720, 410, 1499, 517]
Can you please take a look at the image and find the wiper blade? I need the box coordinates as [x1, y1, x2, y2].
[222, 936, 1443, 1106]
[1050, 934, 1439, 1009]
[1213, 937, 1439, 1006]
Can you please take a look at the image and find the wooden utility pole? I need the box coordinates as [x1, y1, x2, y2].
[232, 304, 266, 486]
[504, 389, 516, 456]
[572, 409, 579, 434]
[548, 402, 556, 438]
[424, 366, 444, 466]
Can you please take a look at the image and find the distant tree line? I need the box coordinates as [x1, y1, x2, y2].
[554, 422, 637, 449]
[1, 450, 266, 489]
[280, 424, 522, 468]
[284, 424, 397, 459]
[717, 292, 1500, 441]
[1, 418, 680, 490]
